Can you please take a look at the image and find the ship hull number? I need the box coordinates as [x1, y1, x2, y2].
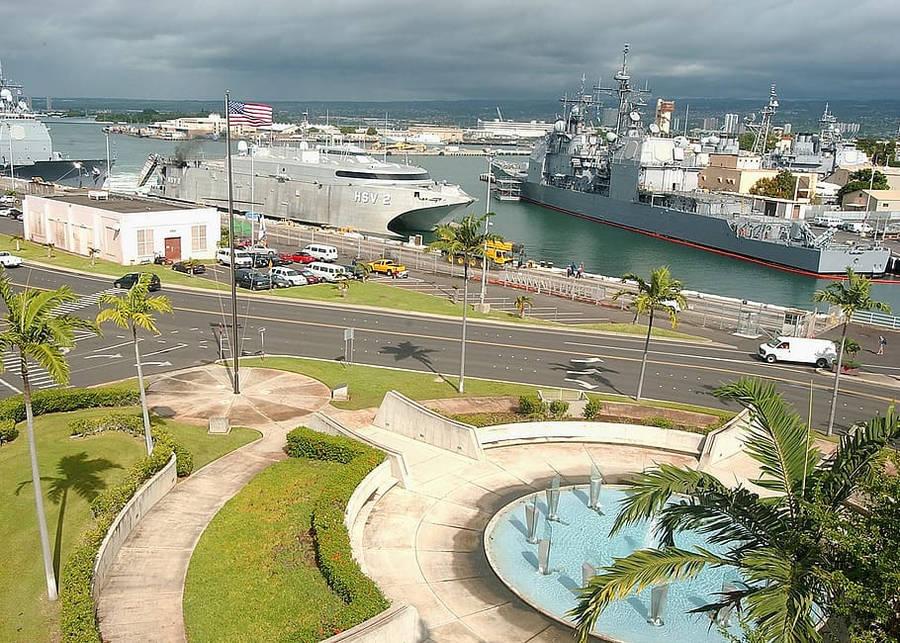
[354, 191, 392, 205]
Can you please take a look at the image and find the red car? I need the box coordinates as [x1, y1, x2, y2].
[297, 268, 321, 284]
[280, 250, 317, 264]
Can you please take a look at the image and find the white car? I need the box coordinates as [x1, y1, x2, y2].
[269, 266, 307, 287]
[0, 251, 23, 268]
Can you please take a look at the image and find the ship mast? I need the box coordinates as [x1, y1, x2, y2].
[748, 84, 778, 155]
[595, 43, 651, 141]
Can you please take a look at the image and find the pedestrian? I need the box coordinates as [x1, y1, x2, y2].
[878, 335, 887, 356]
[577, 261, 585, 279]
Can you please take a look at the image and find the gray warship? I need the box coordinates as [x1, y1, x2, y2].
[143, 142, 473, 237]
[0, 62, 111, 188]
[520, 45, 890, 277]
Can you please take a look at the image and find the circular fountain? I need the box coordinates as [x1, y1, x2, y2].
[484, 482, 743, 642]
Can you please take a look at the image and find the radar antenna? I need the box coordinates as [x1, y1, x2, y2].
[746, 84, 778, 155]
[595, 43, 652, 141]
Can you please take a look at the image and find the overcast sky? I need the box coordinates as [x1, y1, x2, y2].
[3, 0, 899, 102]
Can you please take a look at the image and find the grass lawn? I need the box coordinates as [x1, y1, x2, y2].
[2, 233, 709, 342]
[184, 457, 347, 642]
[0, 406, 258, 642]
[239, 355, 732, 420]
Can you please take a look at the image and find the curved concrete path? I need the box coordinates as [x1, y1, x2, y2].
[95, 365, 330, 642]
[347, 417, 697, 642]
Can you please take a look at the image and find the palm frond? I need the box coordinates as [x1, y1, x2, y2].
[24, 342, 69, 385]
[570, 547, 731, 642]
[611, 463, 730, 534]
[714, 379, 819, 509]
[810, 407, 900, 506]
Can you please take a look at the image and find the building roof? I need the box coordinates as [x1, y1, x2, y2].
[860, 189, 900, 200]
[40, 193, 199, 214]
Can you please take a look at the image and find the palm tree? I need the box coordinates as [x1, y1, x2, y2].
[333, 274, 352, 298]
[813, 267, 891, 436]
[612, 266, 686, 400]
[0, 271, 99, 601]
[45, 242, 54, 258]
[514, 294, 533, 318]
[11, 233, 23, 251]
[428, 213, 501, 393]
[97, 273, 172, 454]
[87, 247, 101, 266]
[572, 377, 900, 643]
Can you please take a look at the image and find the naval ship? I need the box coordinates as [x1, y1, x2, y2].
[520, 45, 890, 277]
[143, 143, 473, 237]
[0, 63, 110, 188]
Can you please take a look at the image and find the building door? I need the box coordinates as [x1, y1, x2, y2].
[164, 237, 181, 263]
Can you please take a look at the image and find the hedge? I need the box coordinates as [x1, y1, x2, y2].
[0, 418, 18, 445]
[69, 413, 144, 437]
[0, 384, 140, 424]
[59, 425, 192, 642]
[284, 427, 389, 638]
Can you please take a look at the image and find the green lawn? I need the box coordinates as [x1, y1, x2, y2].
[184, 457, 347, 642]
[239, 356, 732, 420]
[0, 406, 258, 642]
[3, 233, 709, 342]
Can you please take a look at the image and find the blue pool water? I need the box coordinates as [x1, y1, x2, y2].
[484, 486, 743, 642]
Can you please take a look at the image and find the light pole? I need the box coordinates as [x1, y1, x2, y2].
[105, 131, 111, 188]
[479, 153, 493, 305]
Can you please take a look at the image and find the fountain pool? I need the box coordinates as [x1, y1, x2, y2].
[484, 485, 744, 642]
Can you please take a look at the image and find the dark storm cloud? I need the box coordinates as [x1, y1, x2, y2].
[3, 0, 899, 100]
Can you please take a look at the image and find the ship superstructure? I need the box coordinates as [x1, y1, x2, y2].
[0, 61, 110, 188]
[145, 143, 473, 237]
[520, 45, 890, 277]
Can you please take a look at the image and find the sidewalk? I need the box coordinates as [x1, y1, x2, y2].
[94, 365, 331, 642]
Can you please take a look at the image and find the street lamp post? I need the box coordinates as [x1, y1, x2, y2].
[479, 154, 493, 305]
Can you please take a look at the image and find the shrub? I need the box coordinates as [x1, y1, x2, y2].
[69, 413, 144, 437]
[648, 416, 677, 429]
[450, 412, 524, 427]
[60, 426, 192, 642]
[285, 427, 389, 636]
[549, 400, 569, 419]
[583, 397, 603, 420]
[0, 384, 140, 424]
[0, 418, 18, 445]
[518, 394, 548, 418]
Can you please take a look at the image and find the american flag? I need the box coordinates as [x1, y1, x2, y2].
[228, 100, 273, 127]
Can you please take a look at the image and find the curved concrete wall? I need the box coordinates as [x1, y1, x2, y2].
[92, 453, 177, 600]
[478, 421, 705, 456]
[321, 603, 422, 643]
[345, 460, 397, 543]
[375, 390, 483, 460]
[698, 409, 752, 469]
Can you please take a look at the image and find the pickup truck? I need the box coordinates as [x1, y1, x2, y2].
[365, 259, 408, 277]
[0, 251, 23, 268]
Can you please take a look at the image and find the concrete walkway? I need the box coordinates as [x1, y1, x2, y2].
[351, 421, 697, 643]
[95, 365, 331, 642]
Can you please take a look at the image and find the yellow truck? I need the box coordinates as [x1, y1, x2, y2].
[365, 258, 409, 277]
[448, 239, 516, 267]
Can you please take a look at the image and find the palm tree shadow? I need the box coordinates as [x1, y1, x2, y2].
[379, 341, 455, 389]
[548, 361, 625, 396]
[17, 452, 122, 579]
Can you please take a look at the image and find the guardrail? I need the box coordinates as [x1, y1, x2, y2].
[853, 309, 900, 330]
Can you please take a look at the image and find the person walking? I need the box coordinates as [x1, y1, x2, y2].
[877, 335, 886, 356]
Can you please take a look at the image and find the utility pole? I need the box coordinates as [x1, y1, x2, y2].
[480, 153, 492, 305]
[224, 90, 240, 394]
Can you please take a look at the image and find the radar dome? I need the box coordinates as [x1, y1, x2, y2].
[553, 120, 566, 133]
[629, 111, 641, 122]
[0, 89, 12, 102]
[606, 132, 617, 142]
[649, 123, 660, 134]
[237, 141, 249, 154]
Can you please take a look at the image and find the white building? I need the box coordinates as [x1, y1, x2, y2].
[23, 192, 219, 265]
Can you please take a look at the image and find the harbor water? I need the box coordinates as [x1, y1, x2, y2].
[48, 118, 900, 312]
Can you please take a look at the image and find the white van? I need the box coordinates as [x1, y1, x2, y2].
[840, 221, 873, 235]
[813, 215, 842, 228]
[216, 248, 253, 267]
[308, 261, 347, 282]
[757, 336, 836, 368]
[303, 244, 339, 263]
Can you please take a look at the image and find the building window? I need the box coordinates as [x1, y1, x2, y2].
[191, 224, 207, 252]
[136, 228, 154, 256]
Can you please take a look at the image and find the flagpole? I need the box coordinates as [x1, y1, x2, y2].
[225, 90, 240, 395]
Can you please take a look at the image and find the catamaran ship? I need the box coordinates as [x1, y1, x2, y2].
[142, 142, 473, 237]
[520, 45, 890, 277]
[0, 62, 111, 188]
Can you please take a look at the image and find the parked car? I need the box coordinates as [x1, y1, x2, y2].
[280, 250, 317, 264]
[237, 270, 272, 290]
[216, 248, 253, 267]
[307, 261, 348, 283]
[0, 195, 16, 205]
[7, 208, 22, 220]
[172, 260, 207, 275]
[344, 264, 367, 280]
[269, 266, 307, 288]
[840, 221, 873, 235]
[0, 251, 23, 268]
[251, 253, 289, 268]
[303, 244, 339, 263]
[757, 336, 836, 368]
[297, 268, 321, 284]
[114, 272, 161, 291]
[246, 245, 277, 256]
[365, 258, 408, 277]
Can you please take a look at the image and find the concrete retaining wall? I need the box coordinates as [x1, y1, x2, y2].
[478, 421, 705, 456]
[345, 459, 397, 542]
[698, 409, 752, 469]
[92, 453, 177, 600]
[321, 603, 422, 643]
[308, 411, 410, 488]
[374, 390, 483, 460]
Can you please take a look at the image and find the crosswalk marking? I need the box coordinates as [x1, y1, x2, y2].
[53, 287, 124, 317]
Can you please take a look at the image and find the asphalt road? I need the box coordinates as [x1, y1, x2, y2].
[2, 261, 897, 432]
